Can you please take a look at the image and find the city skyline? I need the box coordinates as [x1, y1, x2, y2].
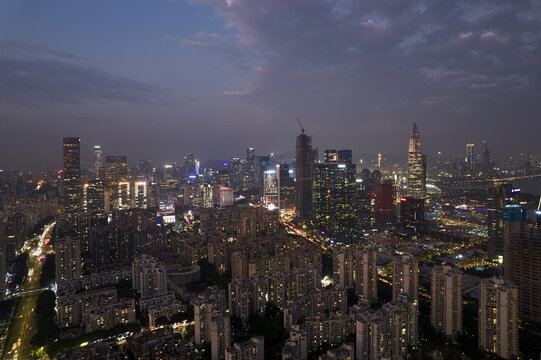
[2, 0, 541, 168]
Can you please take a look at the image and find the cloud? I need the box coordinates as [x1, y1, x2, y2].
[183, 0, 541, 144]
[0, 41, 162, 105]
[194, 32, 222, 39]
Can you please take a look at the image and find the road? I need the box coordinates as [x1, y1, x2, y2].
[2, 222, 55, 360]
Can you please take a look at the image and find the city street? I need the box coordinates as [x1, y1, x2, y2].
[2, 222, 55, 360]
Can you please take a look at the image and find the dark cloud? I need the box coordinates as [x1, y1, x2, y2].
[190, 0, 541, 155]
[0, 41, 162, 105]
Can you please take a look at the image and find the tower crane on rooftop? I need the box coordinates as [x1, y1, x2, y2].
[297, 117, 305, 135]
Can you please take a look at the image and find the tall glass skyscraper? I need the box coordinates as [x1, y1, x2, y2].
[63, 137, 81, 213]
[295, 131, 313, 220]
[406, 122, 426, 199]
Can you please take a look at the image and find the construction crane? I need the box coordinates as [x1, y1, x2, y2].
[297, 117, 305, 135]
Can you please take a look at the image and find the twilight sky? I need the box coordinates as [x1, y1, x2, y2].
[1, 0, 540, 169]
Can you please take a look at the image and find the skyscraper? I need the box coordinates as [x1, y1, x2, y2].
[93, 145, 103, 179]
[323, 149, 338, 164]
[406, 123, 426, 199]
[295, 132, 313, 220]
[312, 162, 357, 240]
[504, 204, 541, 322]
[487, 183, 512, 259]
[63, 137, 81, 213]
[276, 163, 295, 213]
[466, 144, 475, 170]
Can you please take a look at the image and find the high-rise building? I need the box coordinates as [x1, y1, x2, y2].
[466, 144, 475, 170]
[55, 237, 81, 282]
[482, 140, 491, 174]
[337, 149, 352, 164]
[487, 183, 512, 259]
[210, 311, 231, 360]
[63, 137, 81, 213]
[392, 254, 419, 302]
[312, 163, 357, 241]
[83, 180, 105, 214]
[324, 149, 338, 164]
[400, 197, 425, 234]
[262, 169, 278, 208]
[504, 204, 541, 322]
[372, 179, 396, 225]
[295, 132, 313, 220]
[430, 265, 462, 337]
[406, 123, 426, 199]
[185, 153, 196, 177]
[276, 164, 295, 213]
[354, 246, 378, 302]
[242, 147, 257, 192]
[478, 278, 519, 359]
[132, 254, 167, 299]
[105, 155, 128, 209]
[93, 145, 103, 179]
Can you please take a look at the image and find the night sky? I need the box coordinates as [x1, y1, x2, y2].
[1, 0, 540, 169]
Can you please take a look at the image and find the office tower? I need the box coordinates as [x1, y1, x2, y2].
[392, 255, 419, 302]
[400, 197, 425, 233]
[134, 181, 148, 209]
[478, 278, 519, 359]
[337, 149, 352, 164]
[377, 153, 382, 168]
[504, 204, 541, 322]
[262, 169, 278, 208]
[355, 246, 378, 302]
[431, 265, 462, 337]
[63, 137, 82, 213]
[295, 131, 313, 220]
[324, 149, 338, 164]
[242, 147, 257, 192]
[55, 237, 81, 282]
[93, 145, 103, 179]
[487, 183, 512, 259]
[312, 162, 356, 241]
[406, 123, 426, 199]
[466, 144, 475, 170]
[257, 155, 271, 196]
[482, 140, 491, 173]
[83, 180, 105, 214]
[105, 155, 128, 209]
[185, 153, 196, 177]
[372, 179, 396, 225]
[276, 163, 295, 213]
[117, 182, 131, 210]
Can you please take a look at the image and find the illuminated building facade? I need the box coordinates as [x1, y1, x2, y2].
[487, 183, 512, 258]
[406, 123, 426, 199]
[83, 179, 105, 214]
[313, 163, 357, 241]
[276, 163, 295, 213]
[63, 137, 81, 213]
[504, 204, 541, 323]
